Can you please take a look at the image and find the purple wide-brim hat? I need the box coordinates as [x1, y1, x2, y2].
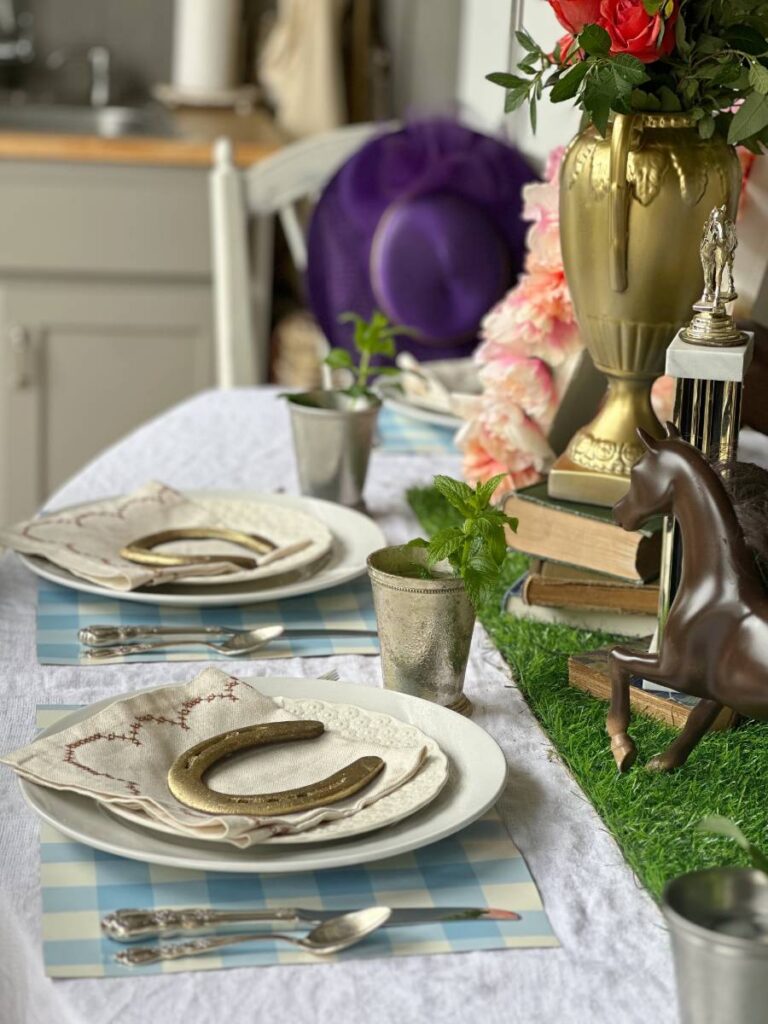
[307, 119, 537, 362]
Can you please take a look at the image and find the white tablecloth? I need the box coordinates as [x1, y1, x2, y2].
[0, 389, 679, 1024]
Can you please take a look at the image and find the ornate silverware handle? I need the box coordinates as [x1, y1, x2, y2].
[83, 638, 241, 659]
[114, 930, 300, 966]
[79, 625, 232, 646]
[102, 907, 303, 942]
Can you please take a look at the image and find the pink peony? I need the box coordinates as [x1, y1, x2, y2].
[651, 374, 675, 425]
[477, 266, 581, 367]
[458, 400, 554, 498]
[478, 355, 558, 429]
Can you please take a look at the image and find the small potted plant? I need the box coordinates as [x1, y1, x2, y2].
[285, 310, 404, 508]
[367, 473, 518, 716]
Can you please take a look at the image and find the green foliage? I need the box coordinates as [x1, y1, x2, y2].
[408, 482, 768, 900]
[411, 473, 518, 608]
[325, 310, 411, 399]
[487, 1, 768, 150]
[699, 815, 768, 872]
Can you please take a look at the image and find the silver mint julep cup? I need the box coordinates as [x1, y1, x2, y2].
[287, 390, 380, 508]
[367, 544, 475, 716]
[662, 867, 768, 1024]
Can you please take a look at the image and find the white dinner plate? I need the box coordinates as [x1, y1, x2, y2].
[107, 691, 450, 845]
[20, 492, 386, 607]
[20, 676, 507, 873]
[377, 380, 463, 430]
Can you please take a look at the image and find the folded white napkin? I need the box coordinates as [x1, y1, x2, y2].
[395, 354, 480, 416]
[0, 482, 329, 591]
[2, 669, 429, 847]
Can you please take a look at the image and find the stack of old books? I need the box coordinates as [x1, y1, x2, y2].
[502, 482, 660, 638]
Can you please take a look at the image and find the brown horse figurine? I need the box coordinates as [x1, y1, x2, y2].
[608, 423, 768, 772]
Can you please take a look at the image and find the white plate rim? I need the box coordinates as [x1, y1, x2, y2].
[19, 491, 386, 607]
[377, 381, 463, 430]
[20, 676, 507, 873]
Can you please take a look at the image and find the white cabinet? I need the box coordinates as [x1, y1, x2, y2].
[0, 160, 215, 522]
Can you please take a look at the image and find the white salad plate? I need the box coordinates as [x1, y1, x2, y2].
[20, 492, 386, 607]
[377, 380, 463, 430]
[21, 676, 508, 873]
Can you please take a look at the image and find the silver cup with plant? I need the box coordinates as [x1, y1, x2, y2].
[663, 816, 768, 1024]
[285, 310, 405, 508]
[367, 474, 518, 715]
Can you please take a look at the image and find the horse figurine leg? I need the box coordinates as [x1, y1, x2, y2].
[646, 698, 724, 772]
[607, 646, 654, 771]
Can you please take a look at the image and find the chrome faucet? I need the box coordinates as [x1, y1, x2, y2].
[0, 0, 33, 66]
[46, 44, 111, 107]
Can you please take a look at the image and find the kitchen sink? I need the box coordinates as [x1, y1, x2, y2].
[0, 102, 176, 138]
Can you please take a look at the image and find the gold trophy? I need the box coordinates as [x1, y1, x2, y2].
[548, 113, 742, 506]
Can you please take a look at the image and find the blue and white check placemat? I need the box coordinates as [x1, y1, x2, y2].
[37, 577, 378, 665]
[377, 407, 459, 454]
[36, 706, 557, 977]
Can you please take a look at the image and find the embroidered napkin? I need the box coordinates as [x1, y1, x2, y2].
[1, 669, 431, 847]
[0, 482, 330, 591]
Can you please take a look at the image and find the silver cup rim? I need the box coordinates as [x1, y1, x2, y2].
[367, 544, 467, 593]
[662, 866, 768, 950]
[285, 389, 381, 417]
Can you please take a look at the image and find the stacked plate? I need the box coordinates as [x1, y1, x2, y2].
[18, 491, 386, 607]
[20, 676, 507, 872]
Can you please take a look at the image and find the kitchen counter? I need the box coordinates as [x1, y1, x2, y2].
[0, 106, 285, 167]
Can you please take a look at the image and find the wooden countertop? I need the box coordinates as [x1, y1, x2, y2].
[0, 107, 286, 168]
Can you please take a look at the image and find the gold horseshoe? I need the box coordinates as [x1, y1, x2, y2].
[120, 527, 277, 570]
[167, 719, 385, 816]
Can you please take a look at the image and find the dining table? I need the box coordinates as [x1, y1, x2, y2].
[0, 387, 678, 1024]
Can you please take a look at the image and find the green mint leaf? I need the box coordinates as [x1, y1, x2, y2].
[579, 24, 611, 57]
[630, 88, 662, 111]
[433, 475, 476, 516]
[426, 527, 465, 565]
[729, 92, 768, 144]
[475, 474, 506, 508]
[405, 537, 429, 549]
[657, 84, 682, 111]
[550, 60, 591, 102]
[324, 348, 354, 370]
[698, 815, 768, 874]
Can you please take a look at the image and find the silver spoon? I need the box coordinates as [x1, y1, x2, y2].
[114, 906, 392, 965]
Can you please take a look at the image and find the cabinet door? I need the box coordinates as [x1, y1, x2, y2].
[0, 278, 213, 522]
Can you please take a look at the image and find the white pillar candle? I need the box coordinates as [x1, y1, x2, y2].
[172, 0, 242, 96]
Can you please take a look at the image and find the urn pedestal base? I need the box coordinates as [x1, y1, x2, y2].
[548, 376, 662, 507]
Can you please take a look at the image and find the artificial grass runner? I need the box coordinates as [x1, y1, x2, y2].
[408, 484, 766, 899]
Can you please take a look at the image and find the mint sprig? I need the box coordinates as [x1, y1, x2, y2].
[698, 815, 768, 873]
[411, 474, 518, 607]
[325, 310, 411, 399]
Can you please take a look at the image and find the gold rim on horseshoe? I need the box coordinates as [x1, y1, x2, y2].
[120, 527, 277, 570]
[167, 720, 386, 816]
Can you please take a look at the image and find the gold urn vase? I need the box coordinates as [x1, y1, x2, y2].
[548, 113, 742, 506]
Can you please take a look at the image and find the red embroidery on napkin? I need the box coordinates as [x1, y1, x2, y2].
[62, 676, 241, 795]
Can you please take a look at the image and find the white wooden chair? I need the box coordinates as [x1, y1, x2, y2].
[209, 122, 397, 388]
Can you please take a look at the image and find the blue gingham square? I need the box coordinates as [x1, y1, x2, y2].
[37, 577, 378, 665]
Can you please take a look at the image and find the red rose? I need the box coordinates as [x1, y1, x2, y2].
[600, 0, 677, 63]
[549, 0, 602, 36]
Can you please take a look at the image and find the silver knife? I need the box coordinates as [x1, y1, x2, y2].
[102, 905, 520, 942]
